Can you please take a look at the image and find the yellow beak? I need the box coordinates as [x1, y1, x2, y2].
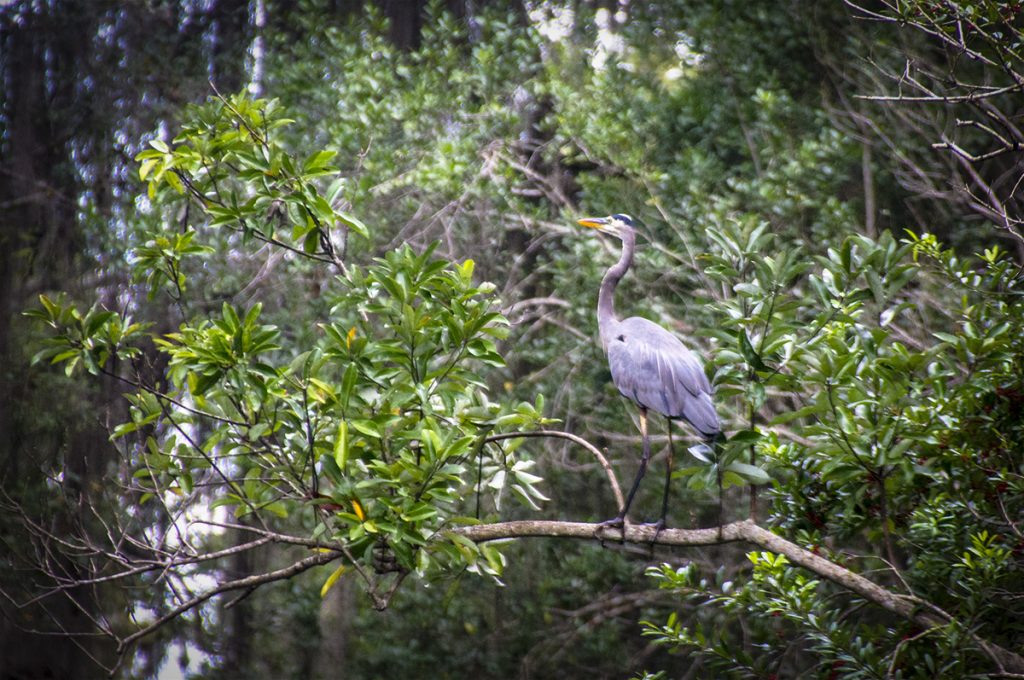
[577, 217, 609, 229]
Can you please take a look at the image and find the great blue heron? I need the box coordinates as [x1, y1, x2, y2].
[577, 213, 720, 533]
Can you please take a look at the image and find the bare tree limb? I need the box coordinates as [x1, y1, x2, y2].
[451, 519, 1024, 675]
[114, 550, 339, 658]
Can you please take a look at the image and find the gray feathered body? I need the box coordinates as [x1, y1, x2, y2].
[604, 316, 720, 438]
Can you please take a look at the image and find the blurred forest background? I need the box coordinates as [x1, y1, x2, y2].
[1, 0, 1023, 678]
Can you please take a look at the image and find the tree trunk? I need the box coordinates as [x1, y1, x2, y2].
[0, 2, 97, 674]
[211, 0, 251, 92]
[379, 0, 425, 50]
[314, 575, 356, 680]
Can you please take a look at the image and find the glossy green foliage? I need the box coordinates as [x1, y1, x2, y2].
[25, 293, 150, 376]
[17, 2, 1024, 678]
[640, 222, 1024, 676]
[27, 94, 549, 593]
[135, 94, 366, 287]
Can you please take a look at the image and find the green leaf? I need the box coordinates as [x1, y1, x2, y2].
[165, 169, 184, 194]
[85, 310, 116, 337]
[337, 211, 369, 238]
[720, 470, 746, 489]
[738, 330, 769, 372]
[340, 363, 359, 409]
[725, 462, 771, 485]
[334, 420, 349, 470]
[400, 502, 438, 522]
[304, 149, 337, 172]
[350, 419, 381, 438]
[139, 158, 159, 181]
[727, 429, 763, 446]
[50, 350, 79, 365]
[303, 228, 321, 254]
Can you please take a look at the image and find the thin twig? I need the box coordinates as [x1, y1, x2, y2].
[484, 430, 625, 512]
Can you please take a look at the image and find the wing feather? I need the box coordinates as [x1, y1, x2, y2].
[606, 316, 720, 437]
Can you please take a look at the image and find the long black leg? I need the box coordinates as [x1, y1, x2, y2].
[716, 444, 724, 540]
[636, 416, 674, 551]
[620, 407, 651, 518]
[659, 418, 674, 525]
[597, 408, 650, 537]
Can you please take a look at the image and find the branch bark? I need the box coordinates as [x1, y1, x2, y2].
[451, 519, 1024, 675]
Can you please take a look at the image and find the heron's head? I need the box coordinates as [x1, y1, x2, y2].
[577, 213, 635, 239]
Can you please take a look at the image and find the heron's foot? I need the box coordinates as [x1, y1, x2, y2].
[594, 516, 626, 546]
[640, 518, 666, 543]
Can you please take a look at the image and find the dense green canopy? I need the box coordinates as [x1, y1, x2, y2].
[2, 1, 1022, 678]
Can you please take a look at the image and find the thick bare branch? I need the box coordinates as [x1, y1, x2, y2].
[451, 519, 1024, 675]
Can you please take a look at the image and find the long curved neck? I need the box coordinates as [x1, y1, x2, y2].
[597, 228, 634, 348]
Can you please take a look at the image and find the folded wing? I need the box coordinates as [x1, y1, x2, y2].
[606, 316, 720, 438]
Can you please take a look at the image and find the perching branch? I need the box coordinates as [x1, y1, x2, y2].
[450, 519, 1024, 676]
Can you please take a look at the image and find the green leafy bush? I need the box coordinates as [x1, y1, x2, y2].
[27, 94, 550, 606]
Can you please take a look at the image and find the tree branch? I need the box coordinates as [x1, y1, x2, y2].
[451, 519, 1024, 675]
[484, 430, 625, 511]
[114, 550, 339, 659]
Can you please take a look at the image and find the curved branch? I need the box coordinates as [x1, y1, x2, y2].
[451, 519, 1024, 675]
[484, 430, 625, 511]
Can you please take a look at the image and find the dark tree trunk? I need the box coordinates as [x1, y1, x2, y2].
[378, 0, 425, 50]
[313, 577, 356, 680]
[211, 0, 251, 92]
[224, 524, 256, 678]
[0, 3, 98, 674]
